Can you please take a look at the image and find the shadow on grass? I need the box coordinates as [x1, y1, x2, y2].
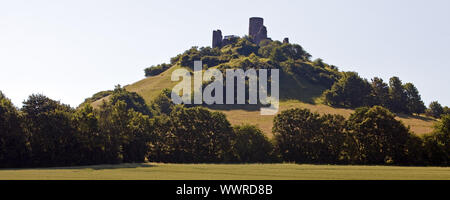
[0, 163, 156, 171]
[396, 113, 436, 122]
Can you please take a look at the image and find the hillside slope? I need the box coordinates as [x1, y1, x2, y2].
[92, 65, 436, 136]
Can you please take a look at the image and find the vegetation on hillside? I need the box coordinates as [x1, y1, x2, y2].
[144, 38, 340, 103]
[1, 89, 449, 168]
[144, 63, 171, 77]
[1, 37, 448, 168]
[323, 74, 426, 115]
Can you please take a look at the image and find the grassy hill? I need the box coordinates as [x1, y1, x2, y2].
[92, 64, 436, 136]
[1, 163, 449, 180]
[90, 38, 437, 136]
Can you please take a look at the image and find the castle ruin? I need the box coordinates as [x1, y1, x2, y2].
[212, 17, 288, 48]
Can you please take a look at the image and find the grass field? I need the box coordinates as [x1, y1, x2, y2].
[1, 163, 449, 180]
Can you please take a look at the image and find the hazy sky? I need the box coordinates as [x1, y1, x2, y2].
[1, 0, 449, 107]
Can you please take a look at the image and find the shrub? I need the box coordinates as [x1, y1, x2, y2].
[233, 124, 276, 163]
[144, 63, 171, 77]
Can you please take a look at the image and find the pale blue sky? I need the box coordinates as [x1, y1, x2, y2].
[1, 0, 449, 107]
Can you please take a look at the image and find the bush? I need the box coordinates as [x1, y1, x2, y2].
[144, 63, 171, 77]
[80, 90, 113, 106]
[233, 124, 277, 163]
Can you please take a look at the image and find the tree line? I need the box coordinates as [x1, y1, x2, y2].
[0, 88, 274, 168]
[323, 72, 450, 118]
[1, 87, 449, 168]
[274, 106, 449, 165]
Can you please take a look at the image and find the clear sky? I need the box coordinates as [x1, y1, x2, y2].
[1, 0, 449, 107]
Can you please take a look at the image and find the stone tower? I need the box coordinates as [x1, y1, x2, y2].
[249, 17, 264, 38]
[249, 17, 267, 44]
[212, 30, 223, 48]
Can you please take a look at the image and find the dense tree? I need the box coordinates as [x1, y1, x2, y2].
[97, 100, 153, 163]
[0, 92, 29, 167]
[370, 77, 390, 107]
[273, 108, 347, 164]
[319, 114, 350, 164]
[388, 77, 409, 113]
[444, 106, 450, 115]
[233, 124, 276, 163]
[403, 83, 426, 114]
[324, 75, 427, 115]
[150, 88, 174, 115]
[427, 101, 444, 118]
[347, 106, 412, 165]
[109, 85, 152, 116]
[149, 106, 236, 163]
[22, 94, 79, 166]
[123, 111, 153, 163]
[71, 104, 108, 164]
[323, 72, 372, 108]
[422, 115, 450, 165]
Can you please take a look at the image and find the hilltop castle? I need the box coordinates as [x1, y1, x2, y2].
[212, 17, 289, 48]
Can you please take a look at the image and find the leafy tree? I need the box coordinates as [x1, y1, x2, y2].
[389, 77, 409, 113]
[110, 85, 152, 116]
[72, 104, 110, 165]
[150, 107, 236, 163]
[0, 92, 29, 167]
[323, 72, 372, 108]
[150, 88, 174, 115]
[233, 124, 276, 163]
[347, 106, 412, 165]
[370, 77, 390, 107]
[422, 115, 450, 165]
[123, 110, 153, 163]
[97, 100, 153, 163]
[319, 114, 350, 164]
[427, 101, 444, 118]
[403, 83, 426, 114]
[273, 108, 348, 164]
[444, 106, 450, 115]
[22, 94, 79, 166]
